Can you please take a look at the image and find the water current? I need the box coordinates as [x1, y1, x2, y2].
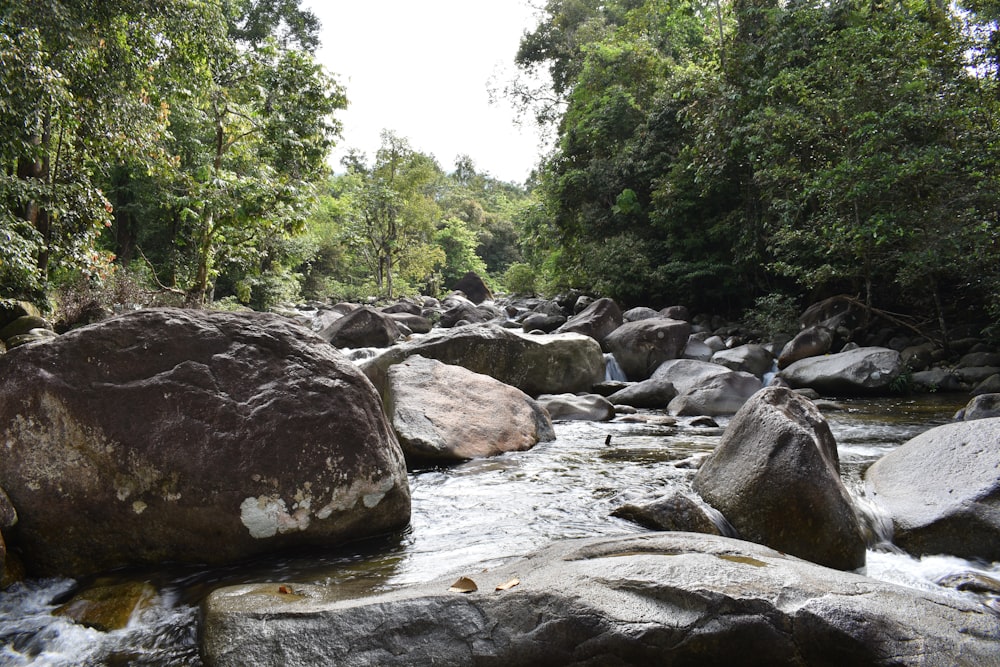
[2, 394, 997, 665]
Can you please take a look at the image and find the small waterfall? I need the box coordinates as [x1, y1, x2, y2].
[343, 347, 381, 364]
[761, 359, 779, 386]
[604, 353, 627, 382]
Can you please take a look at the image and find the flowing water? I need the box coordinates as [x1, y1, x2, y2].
[2, 395, 998, 665]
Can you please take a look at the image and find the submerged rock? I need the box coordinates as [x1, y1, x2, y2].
[201, 533, 1000, 667]
[865, 418, 1000, 562]
[611, 491, 724, 535]
[54, 581, 157, 631]
[0, 308, 410, 577]
[385, 356, 554, 463]
[693, 387, 866, 570]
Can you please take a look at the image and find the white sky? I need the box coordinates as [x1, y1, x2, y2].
[304, 0, 546, 184]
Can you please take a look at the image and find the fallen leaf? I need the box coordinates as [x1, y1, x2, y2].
[495, 578, 520, 591]
[278, 585, 292, 595]
[448, 577, 478, 594]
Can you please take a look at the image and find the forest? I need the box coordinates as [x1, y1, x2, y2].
[2, 0, 999, 340]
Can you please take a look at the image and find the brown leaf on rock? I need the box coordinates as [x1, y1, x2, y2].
[448, 577, 478, 593]
[495, 578, 520, 591]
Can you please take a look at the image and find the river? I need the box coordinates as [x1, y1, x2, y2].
[2, 394, 997, 665]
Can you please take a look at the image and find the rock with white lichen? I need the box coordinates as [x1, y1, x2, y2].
[0, 308, 410, 578]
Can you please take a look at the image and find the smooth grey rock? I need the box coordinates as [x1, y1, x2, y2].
[606, 378, 677, 409]
[521, 312, 565, 333]
[694, 387, 866, 570]
[971, 374, 1000, 397]
[385, 356, 554, 463]
[650, 358, 731, 394]
[777, 347, 903, 395]
[682, 337, 713, 361]
[0, 309, 410, 578]
[360, 325, 605, 398]
[202, 533, 1000, 667]
[537, 393, 615, 421]
[611, 492, 724, 534]
[866, 418, 1000, 561]
[711, 344, 774, 378]
[667, 372, 762, 416]
[621, 306, 658, 322]
[385, 312, 433, 334]
[911, 368, 965, 392]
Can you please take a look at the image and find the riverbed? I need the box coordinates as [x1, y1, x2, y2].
[2, 395, 997, 665]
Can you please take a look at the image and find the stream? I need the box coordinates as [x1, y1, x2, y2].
[2, 394, 998, 665]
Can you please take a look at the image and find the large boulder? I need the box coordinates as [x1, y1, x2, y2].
[712, 344, 773, 378]
[649, 358, 730, 394]
[693, 387, 866, 570]
[667, 371, 762, 416]
[865, 418, 1000, 561]
[606, 378, 677, 409]
[450, 272, 493, 304]
[777, 326, 833, 369]
[202, 533, 1000, 667]
[554, 297, 623, 345]
[360, 325, 605, 397]
[319, 306, 401, 349]
[777, 346, 903, 395]
[603, 318, 691, 381]
[0, 309, 410, 577]
[384, 356, 554, 463]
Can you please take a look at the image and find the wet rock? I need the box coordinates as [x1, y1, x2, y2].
[936, 571, 1000, 596]
[777, 346, 903, 395]
[537, 393, 615, 421]
[865, 418, 1000, 561]
[667, 371, 762, 416]
[693, 387, 866, 570]
[711, 344, 773, 378]
[555, 297, 623, 346]
[954, 366, 1000, 386]
[955, 393, 1000, 421]
[385, 356, 554, 463]
[777, 326, 833, 369]
[606, 378, 677, 409]
[360, 324, 605, 397]
[611, 491, 723, 534]
[959, 351, 1000, 368]
[202, 533, 1000, 667]
[0, 308, 410, 577]
[54, 581, 157, 631]
[603, 318, 691, 381]
[971, 374, 1000, 397]
[319, 306, 401, 348]
[450, 272, 493, 304]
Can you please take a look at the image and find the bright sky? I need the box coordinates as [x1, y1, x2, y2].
[304, 0, 546, 184]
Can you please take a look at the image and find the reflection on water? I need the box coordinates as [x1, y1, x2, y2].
[1, 394, 995, 665]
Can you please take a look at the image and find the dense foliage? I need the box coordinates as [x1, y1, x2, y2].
[510, 0, 1000, 334]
